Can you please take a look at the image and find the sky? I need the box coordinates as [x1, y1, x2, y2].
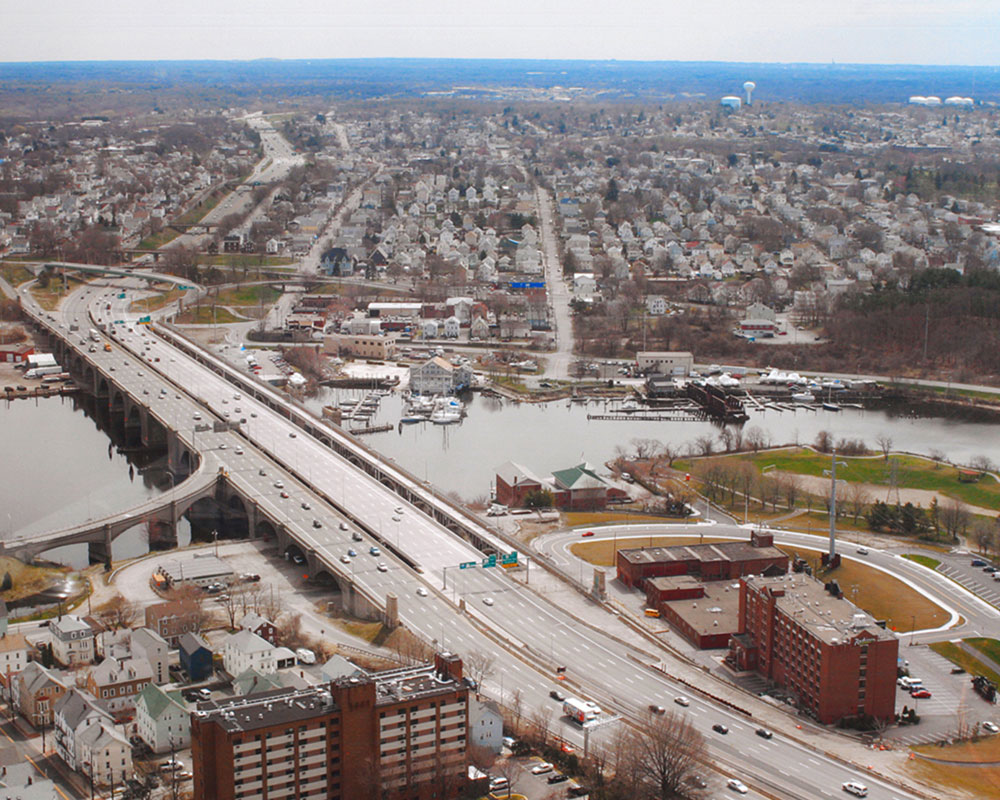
[2, 0, 999, 66]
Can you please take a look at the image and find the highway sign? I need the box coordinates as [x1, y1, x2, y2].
[177, 284, 192, 290]
[117, 292, 126, 298]
[459, 561, 477, 570]
[138, 315, 152, 325]
[500, 551, 519, 565]
[482, 554, 497, 568]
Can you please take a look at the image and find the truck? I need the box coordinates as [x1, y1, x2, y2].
[89, 328, 101, 342]
[972, 675, 997, 703]
[563, 697, 601, 725]
[24, 365, 63, 379]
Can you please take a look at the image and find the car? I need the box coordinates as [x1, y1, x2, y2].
[369, 546, 381, 556]
[727, 778, 749, 794]
[218, 443, 227, 450]
[985, 566, 998, 573]
[674, 696, 690, 707]
[392, 515, 401, 522]
[177, 772, 193, 780]
[649, 704, 666, 714]
[291, 554, 305, 565]
[289, 432, 297, 438]
[394, 506, 404, 514]
[982, 721, 999, 733]
[842, 781, 868, 797]
[241, 573, 261, 583]
[972, 559, 988, 567]
[280, 491, 289, 499]
[856, 546, 869, 555]
[193, 412, 201, 420]
[416, 587, 429, 597]
[259, 468, 267, 476]
[550, 690, 566, 701]
[686, 775, 707, 789]
[377, 562, 388, 572]
[196, 688, 212, 699]
[339, 522, 349, 531]
[347, 549, 357, 557]
[582, 530, 595, 537]
[530, 762, 553, 775]
[547, 774, 569, 784]
[712, 723, 729, 735]
[301, 501, 311, 510]
[340, 555, 351, 564]
[234, 394, 241, 400]
[235, 447, 243, 455]
[483, 597, 494, 606]
[352, 531, 363, 542]
[489, 777, 509, 791]
[312, 519, 322, 528]
[755, 727, 773, 739]
[910, 688, 932, 698]
[274, 480, 284, 489]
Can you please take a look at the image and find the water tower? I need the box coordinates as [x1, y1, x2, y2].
[744, 80, 756, 106]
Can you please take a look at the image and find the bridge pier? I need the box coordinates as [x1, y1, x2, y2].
[88, 525, 114, 570]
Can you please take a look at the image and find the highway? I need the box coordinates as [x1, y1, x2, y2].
[21, 279, 941, 800]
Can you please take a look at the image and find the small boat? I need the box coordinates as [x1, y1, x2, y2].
[822, 402, 841, 412]
[791, 392, 815, 404]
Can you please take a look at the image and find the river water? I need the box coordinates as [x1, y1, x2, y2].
[3, 388, 998, 567]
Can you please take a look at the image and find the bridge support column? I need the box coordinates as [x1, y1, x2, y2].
[88, 525, 114, 570]
[147, 518, 178, 551]
[384, 593, 399, 630]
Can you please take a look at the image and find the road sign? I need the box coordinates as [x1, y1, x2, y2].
[459, 561, 477, 570]
[138, 315, 151, 325]
[482, 555, 497, 568]
[177, 284, 192, 290]
[117, 292, 126, 299]
[500, 551, 519, 566]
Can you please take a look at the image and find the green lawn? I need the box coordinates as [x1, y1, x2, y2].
[966, 638, 1000, 669]
[0, 263, 34, 287]
[929, 641, 1000, 684]
[214, 285, 283, 307]
[679, 448, 1000, 512]
[203, 255, 295, 268]
[138, 229, 180, 250]
[175, 306, 244, 324]
[902, 554, 941, 570]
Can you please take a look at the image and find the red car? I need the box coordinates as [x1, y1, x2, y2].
[910, 689, 932, 699]
[582, 531, 595, 537]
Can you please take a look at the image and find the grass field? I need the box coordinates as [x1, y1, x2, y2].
[678, 448, 1000, 512]
[563, 511, 684, 527]
[137, 229, 180, 250]
[909, 743, 1000, 798]
[202, 255, 295, 268]
[129, 287, 185, 313]
[966, 638, 1000, 669]
[0, 556, 69, 604]
[902, 554, 942, 570]
[929, 641, 1000, 685]
[214, 284, 283, 307]
[0, 262, 34, 287]
[30, 274, 88, 310]
[175, 306, 244, 324]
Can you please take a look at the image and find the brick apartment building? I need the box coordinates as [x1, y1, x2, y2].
[728, 574, 898, 724]
[145, 600, 205, 647]
[191, 653, 469, 800]
[616, 531, 788, 589]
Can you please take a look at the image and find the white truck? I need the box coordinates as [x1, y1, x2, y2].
[563, 697, 601, 725]
[89, 328, 101, 342]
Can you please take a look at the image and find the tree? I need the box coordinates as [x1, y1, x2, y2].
[940, 498, 971, 542]
[876, 435, 894, 462]
[524, 489, 554, 509]
[96, 594, 139, 631]
[744, 425, 768, 453]
[846, 483, 872, 524]
[814, 430, 833, 453]
[464, 651, 496, 695]
[613, 710, 706, 800]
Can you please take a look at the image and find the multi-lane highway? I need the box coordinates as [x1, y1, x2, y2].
[18, 277, 943, 800]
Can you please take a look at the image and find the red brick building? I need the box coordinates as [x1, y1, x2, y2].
[728, 575, 898, 725]
[647, 577, 740, 649]
[495, 461, 623, 511]
[617, 531, 788, 589]
[192, 653, 469, 800]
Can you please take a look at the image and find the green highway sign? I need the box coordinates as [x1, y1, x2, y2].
[117, 292, 126, 299]
[459, 561, 477, 570]
[482, 554, 497, 568]
[177, 284, 192, 290]
[501, 551, 519, 565]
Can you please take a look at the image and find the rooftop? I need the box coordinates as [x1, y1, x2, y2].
[156, 555, 234, 583]
[619, 540, 786, 566]
[661, 580, 742, 636]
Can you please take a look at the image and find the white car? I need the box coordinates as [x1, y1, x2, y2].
[530, 762, 553, 775]
[856, 546, 869, 555]
[842, 781, 868, 797]
[674, 696, 691, 707]
[983, 721, 999, 734]
[483, 597, 494, 606]
[727, 778, 748, 794]
[416, 587, 429, 597]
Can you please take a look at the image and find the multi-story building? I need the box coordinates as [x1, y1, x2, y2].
[14, 662, 68, 728]
[130, 628, 170, 685]
[408, 357, 473, 395]
[50, 616, 94, 667]
[144, 600, 204, 647]
[84, 656, 153, 716]
[728, 574, 898, 725]
[191, 653, 469, 800]
[135, 683, 190, 754]
[0, 632, 29, 693]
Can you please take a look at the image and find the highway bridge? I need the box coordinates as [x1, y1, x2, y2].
[1, 276, 941, 800]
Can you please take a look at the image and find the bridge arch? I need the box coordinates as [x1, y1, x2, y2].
[255, 519, 277, 540]
[225, 494, 249, 538]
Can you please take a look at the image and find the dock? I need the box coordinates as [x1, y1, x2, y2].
[3, 384, 78, 400]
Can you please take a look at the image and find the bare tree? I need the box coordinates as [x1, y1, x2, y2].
[95, 594, 139, 631]
[506, 688, 524, 738]
[973, 518, 994, 556]
[693, 435, 714, 457]
[527, 706, 554, 748]
[940, 498, 971, 542]
[846, 483, 872, 524]
[464, 651, 496, 696]
[781, 474, 801, 511]
[876, 434, 894, 461]
[969, 455, 995, 475]
[744, 425, 768, 453]
[613, 710, 706, 800]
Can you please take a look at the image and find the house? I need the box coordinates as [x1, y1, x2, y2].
[233, 668, 284, 697]
[320, 655, 368, 683]
[408, 356, 473, 395]
[470, 317, 490, 340]
[0, 633, 29, 693]
[0, 761, 58, 800]
[744, 301, 776, 322]
[130, 628, 169, 685]
[178, 633, 213, 683]
[469, 697, 503, 754]
[238, 613, 278, 646]
[84, 656, 153, 716]
[274, 647, 296, 670]
[53, 688, 111, 771]
[222, 630, 276, 677]
[76, 718, 131, 788]
[14, 662, 68, 727]
[494, 461, 545, 508]
[443, 316, 461, 338]
[50, 616, 94, 667]
[134, 684, 190, 754]
[636, 351, 694, 377]
[145, 600, 204, 647]
[646, 296, 667, 316]
[320, 247, 355, 277]
[549, 463, 611, 511]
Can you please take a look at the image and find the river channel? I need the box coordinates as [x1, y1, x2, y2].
[2, 388, 999, 568]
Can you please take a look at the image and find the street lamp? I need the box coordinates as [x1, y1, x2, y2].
[823, 449, 848, 560]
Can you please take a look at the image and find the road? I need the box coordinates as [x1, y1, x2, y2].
[535, 186, 574, 381]
[23, 281, 945, 800]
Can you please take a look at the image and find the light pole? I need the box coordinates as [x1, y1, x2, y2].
[760, 464, 777, 529]
[823, 450, 848, 561]
[910, 614, 916, 647]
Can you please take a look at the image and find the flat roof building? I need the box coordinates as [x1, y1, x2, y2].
[649, 577, 742, 649]
[154, 555, 234, 589]
[192, 653, 469, 800]
[728, 574, 898, 725]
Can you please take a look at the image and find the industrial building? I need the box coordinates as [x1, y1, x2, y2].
[728, 574, 898, 725]
[153, 555, 234, 590]
[191, 653, 469, 800]
[616, 531, 788, 589]
[635, 351, 694, 377]
[647, 576, 742, 649]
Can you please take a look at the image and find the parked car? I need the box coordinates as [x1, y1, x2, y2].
[910, 689, 932, 699]
[982, 721, 999, 734]
[547, 774, 569, 784]
[530, 762, 553, 775]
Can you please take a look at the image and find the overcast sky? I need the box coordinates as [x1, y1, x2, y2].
[3, 1, 998, 65]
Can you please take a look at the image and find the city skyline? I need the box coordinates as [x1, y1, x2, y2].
[2, 0, 999, 66]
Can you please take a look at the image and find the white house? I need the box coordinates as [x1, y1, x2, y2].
[573, 272, 597, 299]
[130, 628, 169, 686]
[0, 633, 29, 690]
[77, 721, 131, 788]
[134, 684, 190, 754]
[443, 316, 461, 339]
[222, 630, 276, 677]
[53, 689, 110, 772]
[50, 616, 94, 667]
[469, 697, 503, 754]
[646, 296, 667, 316]
[408, 357, 473, 395]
